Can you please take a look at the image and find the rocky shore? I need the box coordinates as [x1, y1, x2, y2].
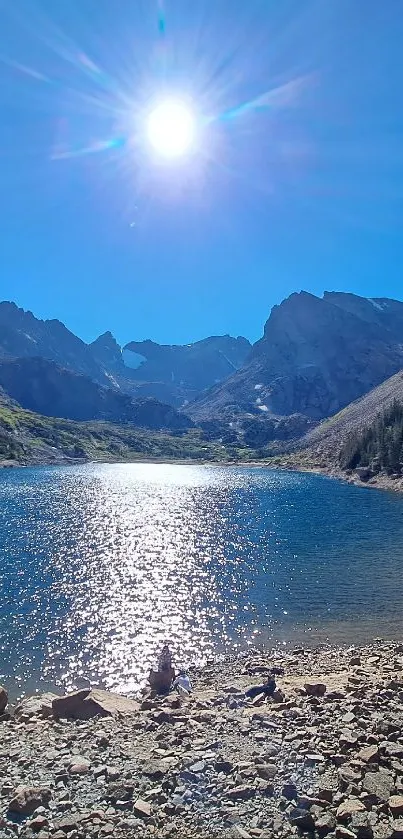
[1, 642, 403, 839]
[267, 454, 403, 495]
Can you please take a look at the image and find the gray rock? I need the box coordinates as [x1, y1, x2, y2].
[363, 771, 394, 802]
[289, 807, 315, 831]
[304, 683, 327, 697]
[336, 798, 366, 820]
[315, 812, 336, 836]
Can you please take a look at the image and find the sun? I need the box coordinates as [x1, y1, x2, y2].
[146, 99, 196, 159]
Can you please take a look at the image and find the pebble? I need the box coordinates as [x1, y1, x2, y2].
[1, 641, 403, 839]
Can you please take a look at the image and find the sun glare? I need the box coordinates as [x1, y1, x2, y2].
[146, 99, 196, 159]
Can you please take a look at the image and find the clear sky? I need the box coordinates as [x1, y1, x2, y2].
[1, 0, 403, 347]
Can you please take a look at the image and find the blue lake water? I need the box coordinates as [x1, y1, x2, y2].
[1, 463, 403, 699]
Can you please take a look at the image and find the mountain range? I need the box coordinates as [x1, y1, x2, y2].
[0, 302, 251, 409]
[1, 291, 403, 462]
[188, 291, 403, 424]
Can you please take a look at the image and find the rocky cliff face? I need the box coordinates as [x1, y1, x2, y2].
[122, 334, 252, 405]
[0, 302, 108, 384]
[187, 291, 403, 423]
[0, 357, 193, 430]
[89, 331, 123, 371]
[0, 302, 251, 408]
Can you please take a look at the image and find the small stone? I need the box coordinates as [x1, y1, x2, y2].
[132, 798, 151, 819]
[358, 746, 379, 763]
[289, 808, 315, 831]
[391, 820, 403, 839]
[227, 785, 256, 801]
[350, 811, 374, 838]
[363, 771, 394, 802]
[337, 828, 357, 838]
[256, 764, 277, 780]
[336, 798, 366, 820]
[282, 783, 298, 800]
[53, 817, 79, 834]
[315, 812, 336, 836]
[105, 766, 120, 782]
[340, 730, 359, 748]
[105, 783, 135, 803]
[305, 683, 327, 697]
[68, 760, 91, 775]
[142, 760, 166, 780]
[233, 827, 251, 839]
[215, 760, 233, 775]
[390, 797, 403, 817]
[27, 816, 49, 833]
[189, 760, 206, 773]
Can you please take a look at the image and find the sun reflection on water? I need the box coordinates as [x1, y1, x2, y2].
[2, 463, 403, 699]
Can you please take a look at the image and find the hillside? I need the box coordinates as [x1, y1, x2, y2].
[0, 403, 243, 466]
[339, 399, 403, 475]
[298, 369, 403, 459]
[0, 357, 192, 431]
[271, 370, 403, 491]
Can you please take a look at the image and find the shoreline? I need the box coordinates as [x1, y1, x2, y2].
[1, 639, 403, 838]
[265, 455, 403, 495]
[3, 453, 403, 498]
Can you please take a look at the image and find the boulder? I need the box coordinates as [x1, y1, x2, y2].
[14, 692, 58, 720]
[0, 685, 8, 714]
[52, 688, 139, 719]
[304, 682, 327, 697]
[8, 786, 51, 816]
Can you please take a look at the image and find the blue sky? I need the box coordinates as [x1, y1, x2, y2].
[1, 0, 403, 346]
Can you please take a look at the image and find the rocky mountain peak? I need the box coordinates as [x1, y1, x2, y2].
[89, 331, 123, 369]
[187, 290, 403, 426]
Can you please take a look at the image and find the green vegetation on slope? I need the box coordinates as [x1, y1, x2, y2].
[339, 400, 403, 475]
[0, 402, 251, 465]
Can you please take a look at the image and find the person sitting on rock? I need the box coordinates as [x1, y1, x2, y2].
[245, 673, 276, 700]
[172, 669, 192, 698]
[158, 644, 173, 672]
[148, 644, 175, 695]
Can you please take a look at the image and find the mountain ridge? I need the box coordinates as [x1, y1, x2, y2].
[187, 290, 403, 425]
[0, 301, 251, 408]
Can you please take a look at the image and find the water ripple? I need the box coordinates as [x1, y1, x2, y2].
[1, 463, 403, 698]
